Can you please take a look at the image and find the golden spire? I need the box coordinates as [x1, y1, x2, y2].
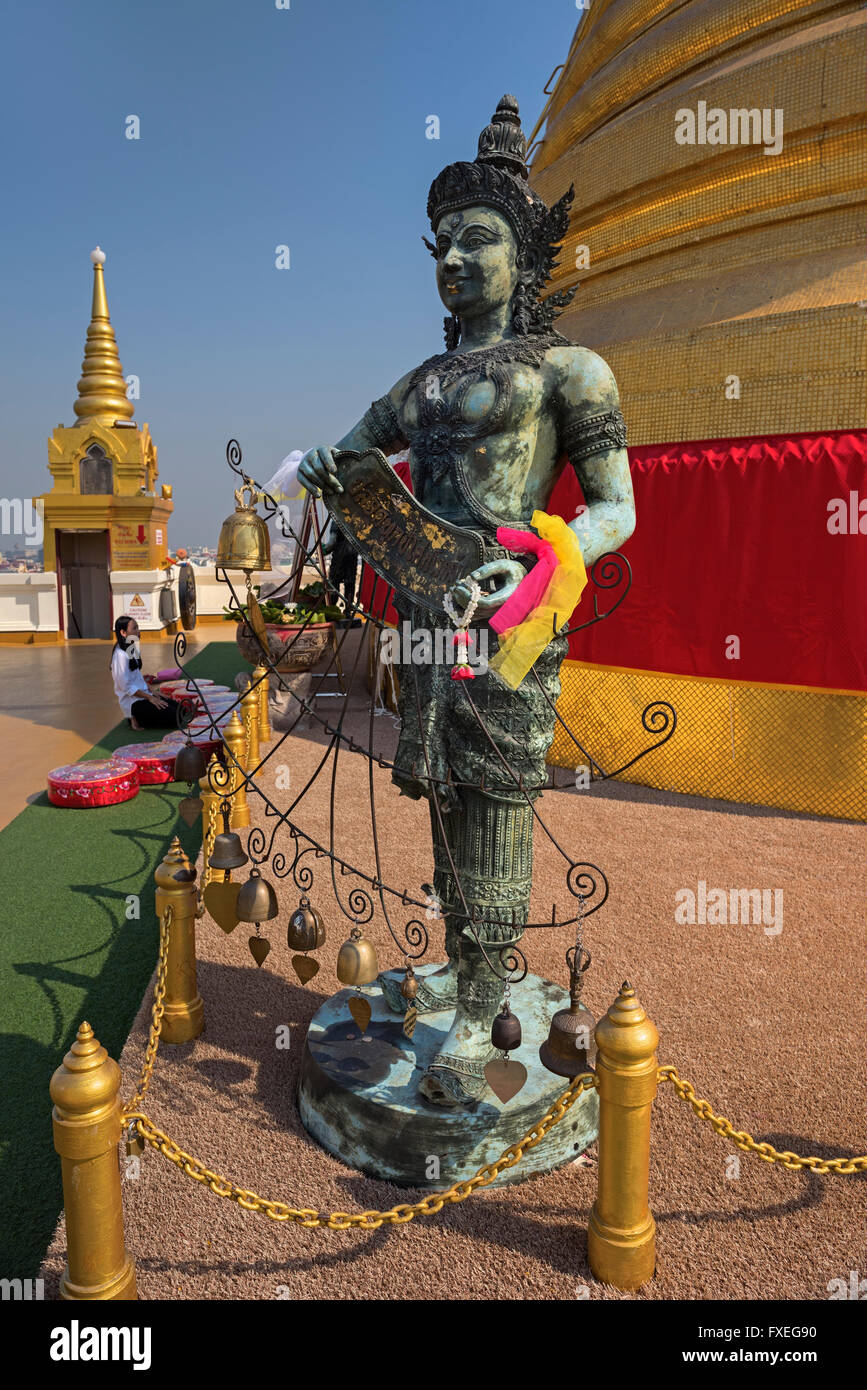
[73, 247, 135, 424]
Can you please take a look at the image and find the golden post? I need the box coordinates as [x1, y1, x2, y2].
[224, 710, 250, 829]
[588, 981, 659, 1290]
[199, 754, 227, 889]
[254, 664, 270, 742]
[50, 1022, 137, 1300]
[154, 837, 204, 1043]
[241, 681, 260, 774]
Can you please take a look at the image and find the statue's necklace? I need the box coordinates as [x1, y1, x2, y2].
[409, 330, 567, 393]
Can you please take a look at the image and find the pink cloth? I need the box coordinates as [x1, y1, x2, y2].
[489, 527, 558, 634]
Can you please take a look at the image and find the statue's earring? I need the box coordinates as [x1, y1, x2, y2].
[443, 314, 461, 350]
[511, 282, 530, 335]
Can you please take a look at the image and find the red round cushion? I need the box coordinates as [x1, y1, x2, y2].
[155, 666, 183, 682]
[187, 716, 232, 737]
[162, 729, 226, 762]
[48, 759, 140, 808]
[112, 741, 179, 785]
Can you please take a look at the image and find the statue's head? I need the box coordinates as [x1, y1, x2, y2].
[433, 205, 520, 325]
[426, 95, 576, 346]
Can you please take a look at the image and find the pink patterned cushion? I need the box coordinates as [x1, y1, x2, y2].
[48, 760, 140, 807]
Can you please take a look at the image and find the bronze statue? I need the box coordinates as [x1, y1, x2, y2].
[299, 96, 635, 1106]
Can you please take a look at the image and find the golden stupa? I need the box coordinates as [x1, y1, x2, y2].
[530, 0, 861, 442]
[530, 0, 865, 443]
[531, 1, 866, 820]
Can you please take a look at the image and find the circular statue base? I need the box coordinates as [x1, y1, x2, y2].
[298, 964, 598, 1189]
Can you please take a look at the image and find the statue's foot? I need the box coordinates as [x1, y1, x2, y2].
[418, 1015, 496, 1106]
[379, 961, 458, 1016]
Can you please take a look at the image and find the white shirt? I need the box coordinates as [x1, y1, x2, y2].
[112, 643, 150, 718]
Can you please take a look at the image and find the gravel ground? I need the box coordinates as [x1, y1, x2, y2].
[41, 636, 867, 1300]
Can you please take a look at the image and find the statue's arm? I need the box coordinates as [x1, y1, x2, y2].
[297, 375, 411, 496]
[555, 348, 635, 569]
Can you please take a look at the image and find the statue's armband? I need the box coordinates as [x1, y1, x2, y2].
[362, 395, 410, 456]
[561, 408, 628, 467]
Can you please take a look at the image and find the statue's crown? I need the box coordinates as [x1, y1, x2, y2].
[426, 95, 577, 337]
[475, 94, 528, 179]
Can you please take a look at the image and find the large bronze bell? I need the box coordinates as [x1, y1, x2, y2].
[540, 946, 596, 1077]
[236, 868, 278, 923]
[539, 996, 597, 1076]
[174, 740, 207, 785]
[336, 927, 379, 986]
[209, 829, 248, 872]
[287, 898, 325, 953]
[216, 483, 272, 574]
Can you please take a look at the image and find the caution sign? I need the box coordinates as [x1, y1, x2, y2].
[127, 593, 150, 622]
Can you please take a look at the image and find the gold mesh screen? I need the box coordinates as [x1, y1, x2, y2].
[549, 660, 867, 821]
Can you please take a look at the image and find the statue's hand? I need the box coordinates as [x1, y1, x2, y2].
[298, 445, 344, 496]
[450, 559, 526, 618]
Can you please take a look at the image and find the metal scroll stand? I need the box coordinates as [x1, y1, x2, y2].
[285, 492, 347, 699]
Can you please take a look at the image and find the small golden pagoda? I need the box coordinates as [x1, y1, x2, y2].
[39, 248, 174, 639]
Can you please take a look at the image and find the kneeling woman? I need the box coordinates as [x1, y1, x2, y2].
[111, 616, 178, 730]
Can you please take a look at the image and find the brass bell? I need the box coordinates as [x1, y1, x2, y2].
[209, 829, 248, 872]
[287, 898, 326, 953]
[336, 926, 379, 986]
[174, 740, 207, 785]
[539, 998, 596, 1076]
[539, 947, 596, 1077]
[216, 483, 272, 574]
[236, 867, 278, 923]
[400, 964, 419, 1001]
[491, 1003, 522, 1053]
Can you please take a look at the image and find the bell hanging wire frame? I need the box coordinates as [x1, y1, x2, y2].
[172, 439, 678, 983]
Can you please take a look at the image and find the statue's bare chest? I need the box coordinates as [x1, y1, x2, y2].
[401, 360, 545, 443]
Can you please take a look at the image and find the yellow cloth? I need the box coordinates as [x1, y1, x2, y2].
[488, 511, 587, 690]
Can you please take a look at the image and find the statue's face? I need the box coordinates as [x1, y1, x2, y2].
[434, 206, 520, 319]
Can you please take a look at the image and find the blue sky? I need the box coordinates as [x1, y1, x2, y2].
[0, 0, 579, 547]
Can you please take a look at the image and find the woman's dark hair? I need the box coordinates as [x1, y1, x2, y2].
[113, 615, 132, 651]
[111, 615, 140, 669]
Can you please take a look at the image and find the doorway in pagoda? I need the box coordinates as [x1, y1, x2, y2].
[56, 530, 112, 639]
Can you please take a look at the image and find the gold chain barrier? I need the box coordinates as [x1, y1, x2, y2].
[119, 895, 598, 1229]
[51, 885, 866, 1298]
[124, 1075, 597, 1230]
[124, 903, 171, 1118]
[657, 1065, 867, 1175]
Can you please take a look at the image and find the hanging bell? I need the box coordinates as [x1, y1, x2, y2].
[236, 867, 278, 923]
[491, 1003, 522, 1053]
[539, 997, 597, 1076]
[336, 926, 379, 986]
[174, 740, 207, 785]
[209, 829, 248, 872]
[400, 964, 419, 1001]
[216, 483, 272, 573]
[540, 950, 596, 1078]
[287, 898, 326, 953]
